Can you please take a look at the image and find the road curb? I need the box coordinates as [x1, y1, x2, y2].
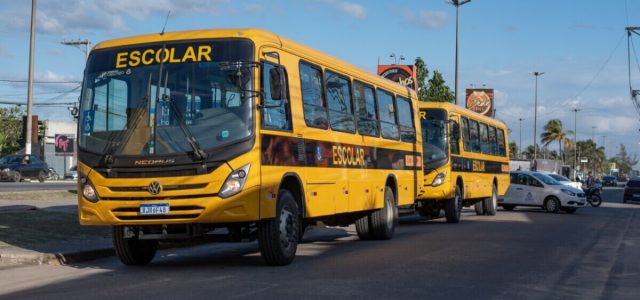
[0, 247, 115, 266]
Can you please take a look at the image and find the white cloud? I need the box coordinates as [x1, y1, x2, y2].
[0, 0, 233, 35]
[401, 9, 447, 30]
[314, 0, 366, 19]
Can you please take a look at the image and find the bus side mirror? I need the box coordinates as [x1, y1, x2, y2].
[269, 67, 287, 101]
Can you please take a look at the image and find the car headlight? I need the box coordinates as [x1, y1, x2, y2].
[219, 164, 250, 198]
[2, 168, 9, 173]
[81, 178, 99, 202]
[561, 189, 576, 196]
[431, 171, 447, 187]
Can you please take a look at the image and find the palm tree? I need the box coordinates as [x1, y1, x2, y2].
[540, 119, 572, 163]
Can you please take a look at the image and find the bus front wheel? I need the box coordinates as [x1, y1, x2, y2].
[258, 189, 300, 266]
[445, 185, 463, 223]
[112, 226, 158, 266]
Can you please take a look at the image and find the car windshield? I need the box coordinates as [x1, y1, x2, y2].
[78, 39, 255, 157]
[532, 173, 561, 185]
[549, 174, 570, 182]
[421, 108, 448, 172]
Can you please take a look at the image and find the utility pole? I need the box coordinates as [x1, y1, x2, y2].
[592, 126, 596, 141]
[61, 38, 91, 61]
[532, 71, 544, 161]
[601, 135, 607, 157]
[448, 0, 471, 105]
[25, 0, 36, 155]
[519, 117, 524, 159]
[573, 108, 581, 179]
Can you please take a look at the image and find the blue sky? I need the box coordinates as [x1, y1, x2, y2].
[1, 0, 639, 161]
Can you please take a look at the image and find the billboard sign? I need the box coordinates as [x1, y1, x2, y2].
[377, 65, 417, 91]
[465, 88, 494, 117]
[54, 134, 75, 156]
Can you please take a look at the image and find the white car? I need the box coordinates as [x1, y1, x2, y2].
[500, 171, 587, 213]
[548, 174, 583, 191]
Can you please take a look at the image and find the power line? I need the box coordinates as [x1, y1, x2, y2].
[572, 32, 625, 100]
[0, 79, 81, 84]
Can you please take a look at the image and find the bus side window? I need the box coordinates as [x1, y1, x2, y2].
[353, 81, 379, 137]
[325, 70, 355, 133]
[396, 96, 415, 142]
[479, 123, 489, 154]
[488, 126, 497, 155]
[469, 119, 480, 152]
[376, 89, 399, 140]
[261, 61, 292, 130]
[450, 120, 460, 155]
[300, 62, 328, 129]
[461, 117, 471, 151]
[497, 128, 506, 156]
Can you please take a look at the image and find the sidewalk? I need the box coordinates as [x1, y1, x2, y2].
[0, 190, 114, 265]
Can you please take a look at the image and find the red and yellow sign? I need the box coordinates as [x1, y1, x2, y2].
[465, 89, 494, 117]
[377, 65, 417, 91]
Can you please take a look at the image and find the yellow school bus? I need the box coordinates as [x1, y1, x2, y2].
[415, 102, 510, 222]
[77, 28, 422, 266]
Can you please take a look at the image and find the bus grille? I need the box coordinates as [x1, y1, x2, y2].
[111, 205, 204, 221]
[109, 183, 208, 192]
[101, 193, 217, 201]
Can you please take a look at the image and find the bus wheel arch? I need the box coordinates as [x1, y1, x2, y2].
[279, 173, 305, 219]
[385, 174, 398, 206]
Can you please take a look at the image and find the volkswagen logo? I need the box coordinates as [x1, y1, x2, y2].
[148, 181, 162, 195]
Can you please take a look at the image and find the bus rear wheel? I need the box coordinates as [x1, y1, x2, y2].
[258, 189, 300, 266]
[112, 226, 158, 266]
[484, 184, 498, 216]
[370, 186, 397, 240]
[445, 185, 463, 223]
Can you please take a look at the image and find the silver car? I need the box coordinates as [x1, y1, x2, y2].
[547, 174, 583, 191]
[500, 171, 587, 214]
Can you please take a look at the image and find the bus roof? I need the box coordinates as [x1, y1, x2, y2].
[92, 28, 417, 98]
[417, 101, 507, 128]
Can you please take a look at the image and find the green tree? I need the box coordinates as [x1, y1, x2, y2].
[509, 142, 518, 159]
[414, 58, 454, 103]
[612, 144, 638, 175]
[540, 119, 572, 163]
[565, 140, 608, 175]
[414, 57, 429, 100]
[0, 106, 23, 155]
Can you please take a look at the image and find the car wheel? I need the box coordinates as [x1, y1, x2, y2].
[544, 196, 561, 213]
[12, 171, 21, 183]
[258, 189, 300, 266]
[445, 185, 463, 223]
[112, 226, 158, 266]
[501, 204, 515, 211]
[37, 171, 47, 182]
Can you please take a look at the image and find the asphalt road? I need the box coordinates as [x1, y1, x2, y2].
[0, 181, 77, 192]
[1, 187, 638, 300]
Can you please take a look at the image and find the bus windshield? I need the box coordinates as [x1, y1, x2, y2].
[421, 108, 448, 172]
[78, 39, 255, 157]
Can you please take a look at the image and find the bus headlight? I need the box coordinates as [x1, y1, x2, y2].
[431, 171, 447, 187]
[219, 164, 251, 198]
[82, 179, 99, 202]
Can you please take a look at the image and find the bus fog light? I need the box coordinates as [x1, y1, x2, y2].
[219, 164, 251, 198]
[431, 171, 447, 187]
[82, 181, 99, 202]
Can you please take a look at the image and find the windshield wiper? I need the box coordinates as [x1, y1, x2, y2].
[162, 86, 208, 162]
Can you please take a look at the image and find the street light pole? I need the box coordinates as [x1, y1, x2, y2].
[25, 0, 37, 155]
[591, 126, 596, 141]
[573, 108, 581, 179]
[519, 117, 524, 159]
[601, 135, 606, 157]
[532, 71, 544, 161]
[448, 0, 471, 105]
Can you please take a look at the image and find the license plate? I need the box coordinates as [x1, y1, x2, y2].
[140, 203, 169, 215]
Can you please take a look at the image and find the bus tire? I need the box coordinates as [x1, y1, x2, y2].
[355, 215, 373, 240]
[445, 185, 463, 223]
[112, 226, 158, 266]
[370, 186, 397, 240]
[258, 189, 300, 266]
[474, 201, 485, 215]
[484, 184, 498, 216]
